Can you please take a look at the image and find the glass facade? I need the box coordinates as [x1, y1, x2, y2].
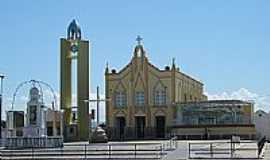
[177, 100, 253, 125]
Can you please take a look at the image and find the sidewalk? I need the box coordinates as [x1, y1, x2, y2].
[163, 141, 188, 160]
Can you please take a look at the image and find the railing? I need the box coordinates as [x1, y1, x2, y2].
[1, 142, 165, 159]
[0, 138, 4, 158]
[162, 136, 178, 151]
[188, 141, 261, 159]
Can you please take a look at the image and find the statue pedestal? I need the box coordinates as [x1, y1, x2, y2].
[90, 127, 108, 143]
[23, 126, 46, 137]
[5, 136, 63, 149]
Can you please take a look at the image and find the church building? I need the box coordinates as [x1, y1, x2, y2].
[105, 37, 207, 140]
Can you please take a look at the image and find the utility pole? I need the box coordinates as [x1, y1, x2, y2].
[0, 74, 5, 139]
[96, 86, 100, 125]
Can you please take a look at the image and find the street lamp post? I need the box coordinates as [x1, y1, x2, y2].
[0, 74, 5, 139]
[96, 86, 100, 125]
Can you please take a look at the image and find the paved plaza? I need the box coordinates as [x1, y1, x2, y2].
[0, 140, 169, 159]
[0, 140, 265, 159]
[165, 140, 261, 160]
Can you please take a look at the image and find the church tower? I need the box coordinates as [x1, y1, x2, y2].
[60, 19, 90, 141]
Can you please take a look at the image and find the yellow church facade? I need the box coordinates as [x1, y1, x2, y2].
[105, 39, 207, 139]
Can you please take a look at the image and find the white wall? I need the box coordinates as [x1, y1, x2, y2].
[254, 110, 270, 140]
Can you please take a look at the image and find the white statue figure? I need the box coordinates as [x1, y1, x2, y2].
[23, 87, 47, 137]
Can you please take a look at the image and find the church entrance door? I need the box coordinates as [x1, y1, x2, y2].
[116, 117, 126, 140]
[135, 116, 145, 139]
[156, 116, 165, 138]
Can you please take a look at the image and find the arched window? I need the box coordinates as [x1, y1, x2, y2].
[153, 81, 166, 106]
[115, 91, 127, 108]
[135, 91, 145, 106]
[154, 90, 166, 105]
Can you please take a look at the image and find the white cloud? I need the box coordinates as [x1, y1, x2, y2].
[205, 88, 270, 112]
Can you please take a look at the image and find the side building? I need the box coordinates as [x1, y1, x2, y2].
[254, 110, 270, 140]
[172, 100, 256, 140]
[105, 39, 207, 140]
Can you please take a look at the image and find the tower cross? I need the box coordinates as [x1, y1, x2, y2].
[136, 35, 143, 45]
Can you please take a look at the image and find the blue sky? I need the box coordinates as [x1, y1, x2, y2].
[0, 0, 270, 114]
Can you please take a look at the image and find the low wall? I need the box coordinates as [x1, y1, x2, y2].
[4, 137, 63, 149]
[171, 124, 256, 140]
[106, 127, 173, 140]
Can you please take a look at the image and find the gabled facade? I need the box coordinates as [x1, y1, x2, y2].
[105, 40, 207, 139]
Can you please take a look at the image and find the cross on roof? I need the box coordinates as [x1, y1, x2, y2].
[136, 35, 143, 45]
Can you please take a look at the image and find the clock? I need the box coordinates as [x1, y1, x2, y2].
[70, 44, 78, 53]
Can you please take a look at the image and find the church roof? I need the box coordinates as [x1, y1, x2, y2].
[107, 37, 203, 85]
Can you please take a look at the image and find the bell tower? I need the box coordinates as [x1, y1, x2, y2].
[60, 19, 90, 141]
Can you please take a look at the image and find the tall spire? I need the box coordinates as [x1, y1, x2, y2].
[105, 62, 109, 74]
[172, 57, 176, 69]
